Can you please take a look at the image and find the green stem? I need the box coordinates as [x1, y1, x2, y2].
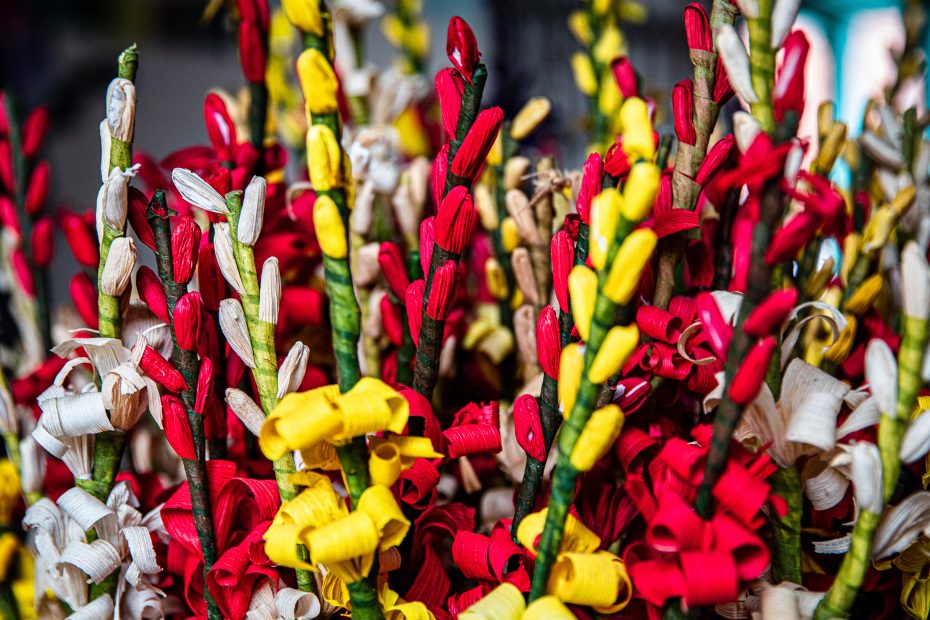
[747, 1, 776, 135]
[248, 80, 268, 160]
[811, 510, 881, 619]
[770, 464, 803, 584]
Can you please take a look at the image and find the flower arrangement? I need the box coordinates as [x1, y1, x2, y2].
[1, 0, 930, 618]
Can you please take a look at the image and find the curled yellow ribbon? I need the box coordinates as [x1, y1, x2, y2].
[458, 583, 525, 620]
[549, 551, 632, 613]
[516, 509, 600, 556]
[523, 596, 575, 620]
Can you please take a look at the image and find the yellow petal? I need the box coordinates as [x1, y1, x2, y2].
[307, 124, 343, 191]
[589, 325, 639, 383]
[598, 69, 622, 116]
[510, 97, 552, 141]
[458, 583, 525, 620]
[571, 404, 625, 471]
[260, 386, 341, 458]
[593, 24, 624, 65]
[558, 343, 584, 417]
[603, 229, 657, 304]
[263, 522, 316, 570]
[620, 97, 655, 160]
[571, 53, 598, 97]
[282, 0, 324, 36]
[845, 274, 883, 316]
[568, 265, 598, 341]
[589, 189, 622, 270]
[549, 551, 632, 612]
[621, 162, 660, 221]
[516, 508, 601, 556]
[305, 510, 380, 565]
[357, 485, 410, 550]
[296, 49, 339, 115]
[330, 377, 409, 442]
[313, 195, 348, 258]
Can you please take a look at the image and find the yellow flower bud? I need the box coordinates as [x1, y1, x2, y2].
[296, 49, 339, 115]
[590, 189, 623, 269]
[307, 124, 342, 190]
[846, 274, 883, 316]
[603, 229, 657, 304]
[862, 205, 897, 253]
[486, 258, 509, 300]
[589, 325, 639, 382]
[568, 265, 598, 341]
[510, 97, 552, 141]
[406, 23, 430, 58]
[571, 53, 598, 97]
[598, 70, 622, 117]
[558, 343, 584, 417]
[381, 14, 405, 47]
[824, 315, 857, 364]
[891, 185, 917, 216]
[620, 97, 655, 160]
[486, 129, 504, 167]
[282, 0, 324, 37]
[593, 24, 625, 65]
[501, 217, 521, 252]
[621, 162, 660, 221]
[474, 184, 498, 230]
[524, 597, 576, 620]
[841, 233, 861, 285]
[619, 0, 648, 23]
[592, 0, 611, 16]
[313, 196, 347, 258]
[571, 405, 624, 471]
[567, 11, 593, 45]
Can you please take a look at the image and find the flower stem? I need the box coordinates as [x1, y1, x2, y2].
[769, 463, 803, 584]
[747, 0, 776, 135]
[811, 510, 880, 619]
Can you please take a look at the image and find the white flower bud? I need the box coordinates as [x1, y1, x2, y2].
[218, 299, 256, 368]
[171, 168, 229, 215]
[213, 223, 246, 296]
[259, 257, 281, 324]
[277, 341, 310, 399]
[100, 237, 137, 296]
[238, 175, 266, 246]
[106, 77, 136, 142]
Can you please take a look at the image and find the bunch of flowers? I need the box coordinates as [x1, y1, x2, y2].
[1, 0, 930, 618]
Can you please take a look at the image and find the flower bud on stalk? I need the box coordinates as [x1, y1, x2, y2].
[172, 168, 229, 215]
[575, 153, 603, 223]
[450, 107, 504, 179]
[436, 69, 465, 139]
[21, 106, 49, 158]
[673, 80, 696, 146]
[426, 262, 457, 321]
[716, 25, 759, 104]
[135, 266, 169, 323]
[312, 196, 347, 259]
[213, 223, 247, 296]
[237, 175, 266, 246]
[611, 57, 639, 98]
[259, 257, 281, 324]
[536, 306, 561, 379]
[728, 337, 777, 405]
[25, 161, 49, 216]
[174, 292, 203, 351]
[106, 77, 136, 143]
[506, 189, 542, 246]
[203, 92, 238, 163]
[435, 186, 477, 253]
[102, 368, 148, 431]
[684, 2, 712, 52]
[139, 345, 187, 393]
[504, 156, 531, 191]
[163, 395, 196, 460]
[513, 394, 546, 461]
[296, 49, 339, 115]
[406, 280, 425, 347]
[589, 189, 622, 269]
[62, 213, 100, 268]
[419, 217, 435, 275]
[225, 388, 265, 436]
[551, 230, 574, 313]
[378, 242, 410, 299]
[30, 217, 54, 267]
[511, 97, 551, 141]
[446, 16, 479, 81]
[171, 216, 201, 285]
[512, 248, 540, 307]
[98, 167, 132, 233]
[70, 273, 99, 329]
[219, 298, 257, 368]
[0, 196, 19, 235]
[238, 18, 266, 84]
[127, 187, 156, 250]
[307, 125, 343, 191]
[277, 342, 310, 399]
[100, 236, 136, 296]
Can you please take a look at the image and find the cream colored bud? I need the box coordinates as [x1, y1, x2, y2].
[474, 183, 498, 230]
[259, 257, 281, 324]
[225, 388, 265, 435]
[102, 365, 148, 431]
[353, 242, 381, 288]
[510, 98, 551, 141]
[100, 237, 137, 296]
[171, 168, 230, 215]
[99, 120, 111, 182]
[238, 175, 267, 246]
[504, 157, 531, 191]
[106, 77, 136, 142]
[902, 241, 930, 320]
[407, 157, 431, 208]
[213, 223, 247, 296]
[513, 305, 538, 368]
[511, 248, 541, 307]
[506, 189, 542, 246]
[219, 298, 256, 368]
[277, 341, 310, 399]
[717, 24, 759, 104]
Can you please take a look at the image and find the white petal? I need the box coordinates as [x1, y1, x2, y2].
[171, 168, 229, 214]
[238, 175, 267, 246]
[716, 25, 759, 104]
[865, 339, 898, 416]
[213, 223, 247, 296]
[771, 0, 801, 48]
[902, 241, 930, 320]
[901, 410, 930, 464]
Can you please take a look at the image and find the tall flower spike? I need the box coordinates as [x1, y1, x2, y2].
[673, 80, 696, 146]
[219, 298, 257, 368]
[451, 107, 504, 179]
[446, 16, 480, 81]
[174, 292, 203, 351]
[238, 175, 266, 246]
[136, 266, 169, 323]
[589, 189, 622, 270]
[171, 216, 201, 285]
[435, 185, 477, 253]
[551, 230, 574, 313]
[716, 25, 759, 104]
[684, 3, 712, 52]
[259, 257, 282, 324]
[436, 68, 465, 140]
[536, 305, 560, 379]
[100, 237, 136, 296]
[171, 168, 230, 214]
[378, 242, 409, 299]
[427, 261, 457, 320]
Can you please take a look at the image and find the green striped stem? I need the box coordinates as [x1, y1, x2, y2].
[769, 464, 803, 584]
[747, 0, 776, 136]
[880, 315, 928, 502]
[225, 193, 315, 593]
[529, 217, 634, 600]
[812, 510, 881, 619]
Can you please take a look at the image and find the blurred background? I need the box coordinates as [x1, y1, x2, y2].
[0, 0, 926, 300]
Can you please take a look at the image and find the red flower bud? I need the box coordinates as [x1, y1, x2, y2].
[765, 212, 818, 265]
[0, 142, 13, 193]
[773, 30, 809, 123]
[576, 152, 603, 223]
[419, 217, 435, 276]
[426, 261, 457, 320]
[713, 56, 734, 105]
[236, 0, 269, 28]
[450, 107, 503, 180]
[127, 187, 156, 250]
[695, 291, 733, 359]
[604, 139, 632, 178]
[431, 144, 450, 210]
[406, 280, 425, 347]
[279, 286, 324, 328]
[611, 57, 639, 98]
[696, 135, 736, 186]
[11, 249, 33, 296]
[70, 273, 98, 329]
[194, 357, 214, 416]
[378, 242, 410, 299]
[136, 266, 170, 323]
[30, 217, 54, 267]
[171, 216, 201, 284]
[684, 2, 712, 52]
[162, 395, 196, 460]
[743, 288, 798, 337]
[536, 305, 561, 378]
[25, 161, 49, 216]
[436, 68, 465, 140]
[204, 93, 238, 163]
[729, 336, 777, 405]
[380, 294, 405, 347]
[238, 19, 267, 84]
[62, 212, 99, 268]
[21, 106, 50, 159]
[551, 229, 574, 313]
[139, 346, 187, 393]
[197, 243, 225, 313]
[446, 16, 480, 81]
[513, 394, 546, 461]
[673, 80, 696, 146]
[435, 186, 477, 254]
[174, 292, 203, 351]
[0, 196, 19, 235]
